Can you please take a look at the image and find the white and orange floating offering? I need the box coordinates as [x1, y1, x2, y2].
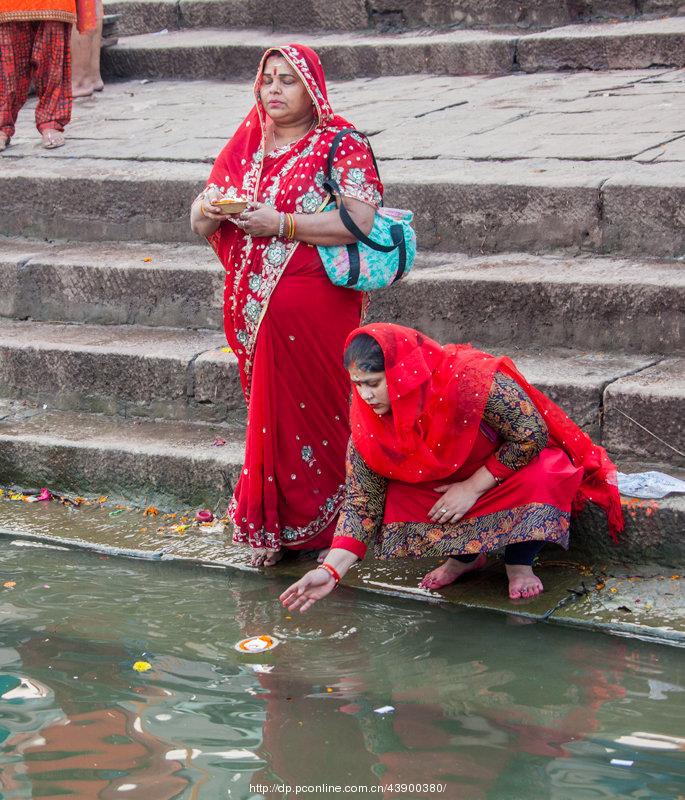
[234, 635, 279, 654]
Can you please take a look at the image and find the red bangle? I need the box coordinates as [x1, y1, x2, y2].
[318, 563, 340, 583]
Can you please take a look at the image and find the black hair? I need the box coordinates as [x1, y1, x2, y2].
[343, 333, 385, 373]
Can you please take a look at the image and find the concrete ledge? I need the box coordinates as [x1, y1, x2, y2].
[518, 18, 685, 72]
[2, 242, 681, 354]
[0, 319, 241, 421]
[102, 29, 517, 82]
[0, 409, 244, 507]
[370, 255, 684, 354]
[571, 491, 685, 568]
[3, 157, 682, 257]
[101, 19, 685, 82]
[0, 239, 223, 329]
[604, 358, 685, 466]
[104, 0, 667, 36]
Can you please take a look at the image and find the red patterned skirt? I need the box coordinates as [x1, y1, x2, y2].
[229, 246, 362, 552]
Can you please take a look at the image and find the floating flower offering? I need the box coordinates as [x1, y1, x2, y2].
[235, 635, 279, 653]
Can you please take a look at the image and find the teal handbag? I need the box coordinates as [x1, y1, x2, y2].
[317, 129, 417, 291]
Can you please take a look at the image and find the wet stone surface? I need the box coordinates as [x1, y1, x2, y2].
[550, 566, 685, 644]
[1, 493, 682, 645]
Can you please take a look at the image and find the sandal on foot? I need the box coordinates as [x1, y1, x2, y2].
[41, 130, 65, 149]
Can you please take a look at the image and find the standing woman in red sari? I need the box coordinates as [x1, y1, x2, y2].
[282, 324, 624, 609]
[191, 45, 383, 566]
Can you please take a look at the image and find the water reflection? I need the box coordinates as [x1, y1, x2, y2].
[0, 545, 683, 799]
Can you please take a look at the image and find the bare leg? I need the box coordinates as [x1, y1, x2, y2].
[506, 564, 544, 600]
[420, 553, 487, 590]
[71, 0, 103, 97]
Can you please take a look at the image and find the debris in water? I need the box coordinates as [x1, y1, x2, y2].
[3, 580, 16, 588]
[374, 706, 395, 715]
[132, 661, 152, 672]
[610, 758, 634, 767]
[109, 509, 125, 517]
[144, 506, 159, 517]
[2, 676, 49, 699]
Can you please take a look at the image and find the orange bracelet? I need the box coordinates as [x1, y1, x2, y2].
[317, 563, 340, 583]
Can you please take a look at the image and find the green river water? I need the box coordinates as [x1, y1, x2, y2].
[0, 541, 683, 800]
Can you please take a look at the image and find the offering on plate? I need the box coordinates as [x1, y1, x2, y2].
[212, 198, 249, 214]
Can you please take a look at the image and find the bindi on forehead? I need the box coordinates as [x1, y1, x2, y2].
[265, 57, 294, 77]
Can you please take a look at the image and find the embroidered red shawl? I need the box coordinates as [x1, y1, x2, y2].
[347, 324, 624, 540]
[206, 44, 381, 398]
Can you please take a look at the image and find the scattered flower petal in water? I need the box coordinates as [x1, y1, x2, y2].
[132, 661, 152, 672]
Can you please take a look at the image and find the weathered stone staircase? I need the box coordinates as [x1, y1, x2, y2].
[0, 0, 683, 565]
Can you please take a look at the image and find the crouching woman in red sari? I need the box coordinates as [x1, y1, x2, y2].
[281, 324, 624, 610]
[190, 45, 382, 566]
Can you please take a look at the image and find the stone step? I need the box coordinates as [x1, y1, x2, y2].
[104, 0, 684, 36]
[2, 156, 682, 258]
[1, 239, 682, 355]
[0, 239, 223, 330]
[0, 405, 244, 507]
[0, 404, 683, 570]
[370, 254, 684, 355]
[101, 19, 685, 82]
[604, 358, 684, 467]
[0, 315, 675, 457]
[0, 319, 243, 423]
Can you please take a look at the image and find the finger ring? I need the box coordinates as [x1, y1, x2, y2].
[440, 507, 447, 514]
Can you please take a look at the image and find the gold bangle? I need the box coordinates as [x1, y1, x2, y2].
[286, 212, 296, 240]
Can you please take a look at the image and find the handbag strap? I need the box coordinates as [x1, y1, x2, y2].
[326, 128, 382, 200]
[323, 128, 401, 254]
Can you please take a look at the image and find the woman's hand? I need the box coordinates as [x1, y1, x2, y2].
[429, 481, 483, 524]
[279, 568, 337, 613]
[236, 202, 280, 237]
[200, 187, 227, 222]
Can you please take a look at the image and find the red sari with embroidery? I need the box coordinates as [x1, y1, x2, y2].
[332, 324, 623, 560]
[204, 45, 382, 551]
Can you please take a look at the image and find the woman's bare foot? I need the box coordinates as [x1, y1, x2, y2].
[41, 129, 65, 149]
[420, 553, 487, 590]
[316, 548, 330, 564]
[0, 133, 9, 151]
[250, 548, 283, 567]
[506, 564, 544, 600]
[72, 81, 95, 98]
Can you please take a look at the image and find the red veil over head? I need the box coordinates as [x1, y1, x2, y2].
[205, 44, 378, 396]
[346, 324, 624, 541]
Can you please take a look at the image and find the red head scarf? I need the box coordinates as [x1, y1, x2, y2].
[205, 45, 381, 397]
[346, 323, 624, 540]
